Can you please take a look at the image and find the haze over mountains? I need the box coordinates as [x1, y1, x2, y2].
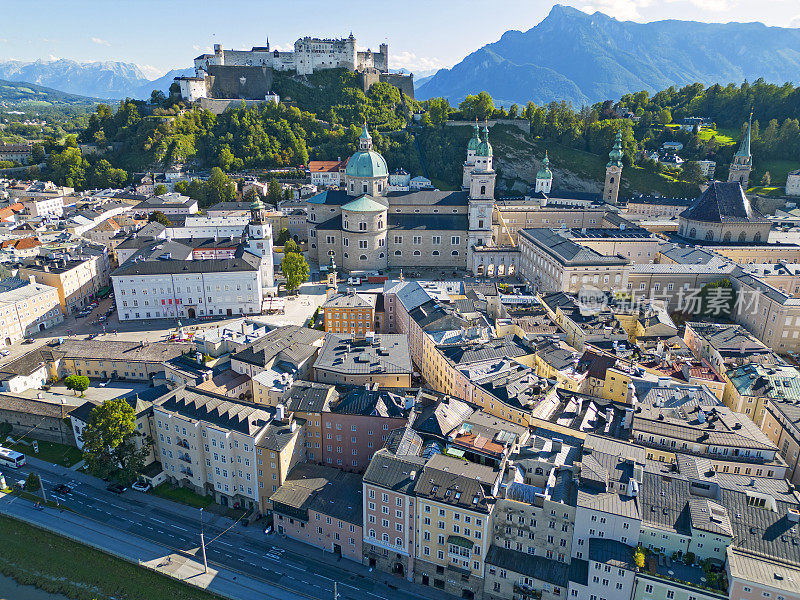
[417, 4, 800, 107]
[3, 6, 800, 106]
[0, 59, 192, 100]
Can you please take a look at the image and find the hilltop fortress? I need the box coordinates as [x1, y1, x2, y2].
[175, 34, 414, 104]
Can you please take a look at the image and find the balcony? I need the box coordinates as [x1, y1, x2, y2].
[513, 583, 542, 599]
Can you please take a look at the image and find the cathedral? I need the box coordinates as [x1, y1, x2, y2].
[307, 123, 627, 276]
[307, 123, 495, 274]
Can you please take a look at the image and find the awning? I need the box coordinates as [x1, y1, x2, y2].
[445, 447, 465, 458]
[97, 286, 112, 298]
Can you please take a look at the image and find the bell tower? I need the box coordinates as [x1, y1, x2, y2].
[604, 129, 623, 205]
[535, 151, 553, 194]
[468, 123, 495, 266]
[729, 111, 753, 189]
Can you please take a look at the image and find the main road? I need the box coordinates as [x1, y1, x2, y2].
[7, 458, 449, 600]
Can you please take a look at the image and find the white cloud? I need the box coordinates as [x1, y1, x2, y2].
[579, 0, 652, 21]
[790, 13, 800, 27]
[391, 51, 447, 75]
[192, 44, 201, 52]
[47, 54, 59, 61]
[90, 37, 110, 46]
[663, 0, 732, 11]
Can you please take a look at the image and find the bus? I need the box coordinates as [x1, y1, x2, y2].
[0, 446, 26, 469]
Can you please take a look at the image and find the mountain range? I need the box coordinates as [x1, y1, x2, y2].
[417, 4, 800, 107]
[0, 59, 192, 100]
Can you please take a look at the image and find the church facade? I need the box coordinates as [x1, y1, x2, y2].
[308, 124, 496, 274]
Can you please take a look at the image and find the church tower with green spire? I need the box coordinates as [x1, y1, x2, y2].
[535, 151, 553, 194]
[728, 111, 753, 189]
[604, 129, 623, 205]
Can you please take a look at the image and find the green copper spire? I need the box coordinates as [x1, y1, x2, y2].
[476, 122, 493, 157]
[467, 119, 481, 152]
[607, 129, 623, 168]
[735, 110, 753, 158]
[537, 151, 552, 180]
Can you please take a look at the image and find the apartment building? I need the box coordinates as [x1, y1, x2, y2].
[362, 448, 426, 580]
[724, 363, 800, 426]
[760, 398, 800, 485]
[321, 386, 411, 471]
[254, 408, 306, 506]
[313, 333, 412, 388]
[58, 339, 191, 381]
[134, 192, 199, 216]
[276, 381, 336, 463]
[270, 462, 363, 562]
[322, 290, 378, 337]
[732, 274, 800, 353]
[18, 255, 108, 314]
[413, 454, 502, 600]
[0, 277, 63, 346]
[683, 322, 775, 377]
[152, 386, 272, 509]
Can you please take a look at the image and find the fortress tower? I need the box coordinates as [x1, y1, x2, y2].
[604, 130, 623, 205]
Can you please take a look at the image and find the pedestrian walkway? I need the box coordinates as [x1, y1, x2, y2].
[69, 459, 85, 471]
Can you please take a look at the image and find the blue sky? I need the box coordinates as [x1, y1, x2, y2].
[3, 0, 798, 78]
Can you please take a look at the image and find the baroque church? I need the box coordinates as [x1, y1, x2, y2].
[307, 122, 497, 274]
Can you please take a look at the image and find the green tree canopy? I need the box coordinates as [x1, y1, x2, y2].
[281, 251, 309, 293]
[64, 374, 90, 397]
[153, 183, 168, 196]
[267, 178, 283, 204]
[80, 397, 151, 484]
[459, 92, 495, 121]
[148, 211, 173, 227]
[206, 167, 236, 206]
[276, 227, 291, 245]
[283, 238, 299, 253]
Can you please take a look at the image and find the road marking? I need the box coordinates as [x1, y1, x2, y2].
[151, 518, 166, 524]
[240, 548, 257, 555]
[169, 524, 189, 532]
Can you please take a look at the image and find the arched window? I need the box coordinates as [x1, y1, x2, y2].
[379, 253, 384, 259]
[689, 228, 697, 238]
[343, 253, 348, 258]
[738, 232, 746, 242]
[432, 251, 440, 256]
[754, 232, 761, 242]
[377, 220, 383, 229]
[723, 231, 732, 242]
[394, 250, 402, 256]
[480, 185, 486, 195]
[360, 254, 367, 261]
[705, 230, 714, 241]
[451, 251, 459, 256]
[609, 177, 615, 184]
[413, 250, 421, 256]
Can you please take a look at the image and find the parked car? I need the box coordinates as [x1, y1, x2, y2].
[131, 481, 151, 493]
[106, 482, 127, 494]
[53, 483, 73, 495]
[347, 277, 362, 286]
[98, 379, 112, 387]
[22, 338, 34, 344]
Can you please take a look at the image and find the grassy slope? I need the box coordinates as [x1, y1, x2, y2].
[0, 514, 219, 600]
[5, 440, 82, 468]
[0, 78, 100, 105]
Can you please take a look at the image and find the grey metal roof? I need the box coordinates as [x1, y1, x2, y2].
[485, 545, 569, 587]
[588, 538, 635, 569]
[385, 189, 468, 206]
[387, 213, 468, 231]
[284, 381, 334, 414]
[519, 228, 630, 267]
[155, 386, 272, 436]
[362, 448, 425, 493]
[414, 453, 500, 513]
[314, 334, 412, 377]
[232, 325, 324, 368]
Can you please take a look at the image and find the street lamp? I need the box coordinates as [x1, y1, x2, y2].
[199, 507, 208, 573]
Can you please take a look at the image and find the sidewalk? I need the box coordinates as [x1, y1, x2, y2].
[0, 492, 312, 600]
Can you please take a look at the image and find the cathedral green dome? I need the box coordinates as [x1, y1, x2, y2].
[537, 152, 552, 180]
[476, 124, 493, 157]
[467, 122, 481, 152]
[345, 150, 389, 179]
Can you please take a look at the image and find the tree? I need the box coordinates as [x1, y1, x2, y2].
[31, 143, 46, 163]
[281, 251, 309, 293]
[24, 472, 41, 492]
[657, 108, 672, 125]
[267, 178, 283, 204]
[679, 161, 705, 185]
[149, 90, 167, 106]
[277, 227, 291, 245]
[284, 238, 299, 253]
[153, 183, 168, 196]
[427, 97, 451, 127]
[206, 167, 235, 206]
[633, 547, 646, 569]
[64, 374, 90, 397]
[761, 171, 771, 186]
[80, 397, 151, 484]
[148, 211, 173, 227]
[458, 92, 495, 121]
